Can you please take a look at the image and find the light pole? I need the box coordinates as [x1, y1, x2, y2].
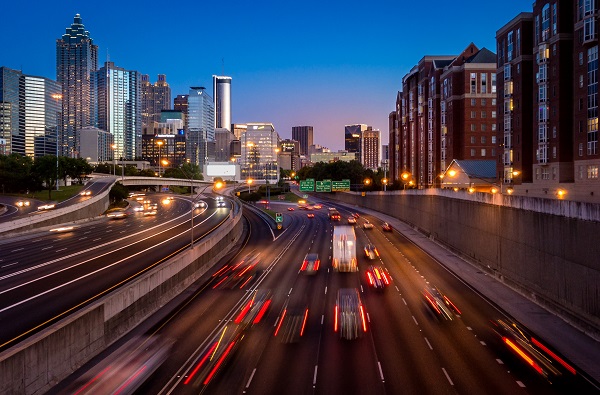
[401, 171, 412, 190]
[111, 143, 117, 176]
[156, 140, 164, 177]
[247, 178, 253, 194]
[51, 93, 62, 191]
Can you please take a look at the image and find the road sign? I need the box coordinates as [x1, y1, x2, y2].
[275, 213, 283, 223]
[316, 179, 332, 192]
[332, 179, 351, 192]
[299, 178, 315, 192]
[277, 224, 282, 230]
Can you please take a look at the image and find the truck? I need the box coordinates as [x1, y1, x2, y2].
[332, 226, 357, 272]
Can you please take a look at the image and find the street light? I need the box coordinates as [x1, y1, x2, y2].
[111, 143, 117, 176]
[156, 140, 165, 177]
[51, 93, 62, 191]
[401, 172, 412, 190]
[247, 178, 253, 193]
[382, 178, 388, 191]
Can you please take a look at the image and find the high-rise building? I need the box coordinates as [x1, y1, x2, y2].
[496, 13, 535, 187]
[0, 67, 61, 157]
[173, 94, 189, 131]
[141, 74, 171, 132]
[362, 128, 381, 170]
[292, 126, 313, 156]
[213, 76, 232, 131]
[240, 123, 280, 182]
[215, 128, 234, 161]
[187, 87, 215, 166]
[388, 92, 403, 183]
[56, 14, 98, 157]
[345, 124, 367, 160]
[280, 138, 300, 171]
[79, 126, 113, 163]
[92, 61, 141, 160]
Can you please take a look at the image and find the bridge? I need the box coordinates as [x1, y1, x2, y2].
[92, 174, 218, 189]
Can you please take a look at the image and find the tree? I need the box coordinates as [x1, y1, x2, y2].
[32, 155, 58, 199]
[72, 158, 93, 184]
[109, 182, 129, 203]
[0, 154, 40, 194]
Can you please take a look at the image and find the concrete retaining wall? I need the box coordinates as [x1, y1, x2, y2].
[328, 191, 600, 334]
[0, 202, 243, 395]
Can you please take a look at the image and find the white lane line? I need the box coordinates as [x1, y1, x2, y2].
[79, 237, 87, 241]
[442, 368, 454, 385]
[496, 359, 504, 364]
[56, 248, 67, 252]
[360, 285, 364, 293]
[245, 368, 256, 389]
[288, 287, 293, 295]
[467, 326, 473, 331]
[321, 315, 324, 325]
[402, 298, 407, 305]
[11, 248, 24, 252]
[378, 361, 385, 381]
[516, 381, 526, 387]
[324, 286, 327, 295]
[2, 263, 17, 268]
[84, 231, 91, 234]
[367, 313, 371, 322]
[93, 238, 101, 242]
[424, 337, 433, 350]
[313, 365, 318, 385]
[395, 285, 400, 292]
[480, 341, 486, 346]
[412, 316, 418, 325]
[42, 247, 53, 251]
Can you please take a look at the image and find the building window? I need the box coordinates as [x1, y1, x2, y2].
[492, 136, 496, 144]
[471, 111, 476, 119]
[581, 75, 585, 88]
[553, 126, 557, 138]
[481, 111, 487, 118]
[517, 28, 521, 55]
[588, 45, 599, 155]
[507, 31, 514, 61]
[481, 148, 486, 157]
[481, 73, 487, 93]
[579, 143, 584, 156]
[481, 124, 487, 132]
[471, 136, 476, 144]
[471, 149, 476, 157]
[481, 136, 486, 144]
[542, 168, 550, 180]
[471, 99, 476, 106]
[492, 98, 496, 105]
[580, 52, 584, 65]
[579, 165, 584, 179]
[552, 4, 557, 35]
[552, 167, 557, 180]
[481, 98, 486, 106]
[492, 111, 496, 118]
[541, 4, 550, 41]
[471, 73, 477, 93]
[588, 165, 599, 179]
[492, 124, 497, 131]
[553, 146, 557, 158]
[491, 73, 496, 93]
[552, 44, 557, 56]
[471, 124, 476, 131]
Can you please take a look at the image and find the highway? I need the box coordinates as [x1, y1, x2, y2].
[52, 199, 597, 394]
[0, 192, 230, 351]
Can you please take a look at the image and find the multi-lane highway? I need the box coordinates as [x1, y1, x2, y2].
[0, 192, 230, 351]
[51, 198, 597, 394]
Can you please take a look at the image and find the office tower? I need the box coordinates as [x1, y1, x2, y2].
[213, 76, 232, 131]
[292, 126, 313, 156]
[497, 13, 535, 187]
[187, 87, 215, 166]
[79, 126, 113, 162]
[345, 124, 367, 164]
[362, 128, 381, 171]
[280, 138, 300, 171]
[141, 74, 171, 132]
[240, 123, 281, 182]
[215, 128, 234, 161]
[92, 61, 141, 160]
[0, 67, 61, 157]
[389, 92, 403, 182]
[56, 14, 98, 157]
[174, 94, 189, 131]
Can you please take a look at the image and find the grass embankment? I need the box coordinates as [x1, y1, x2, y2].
[22, 185, 84, 202]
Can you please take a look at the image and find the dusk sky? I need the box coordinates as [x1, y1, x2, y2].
[1, 1, 529, 151]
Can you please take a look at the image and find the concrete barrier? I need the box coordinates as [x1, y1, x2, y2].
[325, 190, 600, 336]
[0, 200, 244, 395]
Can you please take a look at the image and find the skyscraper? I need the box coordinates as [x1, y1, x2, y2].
[187, 87, 215, 166]
[141, 74, 171, 132]
[345, 124, 368, 162]
[292, 126, 313, 156]
[56, 14, 98, 157]
[213, 76, 232, 131]
[92, 61, 141, 160]
[362, 128, 381, 171]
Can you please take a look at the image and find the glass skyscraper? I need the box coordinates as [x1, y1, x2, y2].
[212, 76, 231, 131]
[56, 14, 98, 157]
[92, 62, 141, 160]
[187, 87, 215, 166]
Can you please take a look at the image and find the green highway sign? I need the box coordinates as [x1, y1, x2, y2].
[275, 213, 283, 223]
[316, 179, 332, 192]
[332, 179, 351, 192]
[299, 178, 315, 192]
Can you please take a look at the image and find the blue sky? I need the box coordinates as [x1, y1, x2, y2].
[1, 1, 529, 150]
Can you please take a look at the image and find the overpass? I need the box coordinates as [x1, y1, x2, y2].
[93, 174, 216, 189]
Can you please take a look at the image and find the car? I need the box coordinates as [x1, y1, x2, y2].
[313, 204, 322, 209]
[363, 221, 374, 229]
[274, 298, 309, 343]
[423, 286, 461, 321]
[133, 206, 144, 212]
[216, 196, 226, 207]
[143, 209, 157, 216]
[16, 200, 30, 207]
[347, 217, 357, 224]
[382, 222, 393, 232]
[352, 213, 360, 218]
[366, 265, 390, 289]
[194, 201, 207, 208]
[307, 213, 315, 218]
[363, 244, 379, 260]
[37, 203, 57, 211]
[234, 289, 272, 327]
[287, 207, 295, 211]
[79, 190, 92, 196]
[106, 208, 129, 219]
[300, 253, 320, 274]
[49, 225, 79, 233]
[334, 288, 368, 339]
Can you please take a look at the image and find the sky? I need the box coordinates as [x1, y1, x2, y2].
[1, 1, 530, 151]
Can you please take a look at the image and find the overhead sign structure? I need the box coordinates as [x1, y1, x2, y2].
[299, 178, 315, 192]
[316, 179, 332, 192]
[332, 179, 351, 192]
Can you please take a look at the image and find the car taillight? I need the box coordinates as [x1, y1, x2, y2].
[301, 260, 308, 271]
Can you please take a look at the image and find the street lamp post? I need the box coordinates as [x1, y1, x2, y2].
[51, 93, 62, 191]
[156, 140, 164, 177]
[111, 143, 117, 176]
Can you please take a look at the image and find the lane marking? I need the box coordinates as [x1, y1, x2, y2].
[480, 341, 486, 346]
[42, 247, 53, 251]
[378, 361, 385, 381]
[313, 365, 318, 385]
[496, 359, 504, 364]
[11, 248, 24, 252]
[412, 316, 418, 325]
[324, 286, 327, 295]
[467, 326, 472, 331]
[442, 368, 454, 385]
[79, 237, 87, 241]
[424, 337, 433, 350]
[516, 381, 526, 387]
[288, 287, 293, 296]
[402, 298, 407, 305]
[321, 315, 324, 325]
[245, 368, 256, 389]
[2, 263, 17, 268]
[56, 248, 66, 252]
[93, 238, 101, 242]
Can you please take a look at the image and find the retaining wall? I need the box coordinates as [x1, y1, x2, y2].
[0, 202, 243, 395]
[328, 191, 600, 334]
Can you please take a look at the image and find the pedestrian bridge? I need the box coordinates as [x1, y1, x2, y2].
[92, 174, 215, 188]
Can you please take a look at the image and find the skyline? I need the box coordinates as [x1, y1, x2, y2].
[1, 1, 529, 151]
